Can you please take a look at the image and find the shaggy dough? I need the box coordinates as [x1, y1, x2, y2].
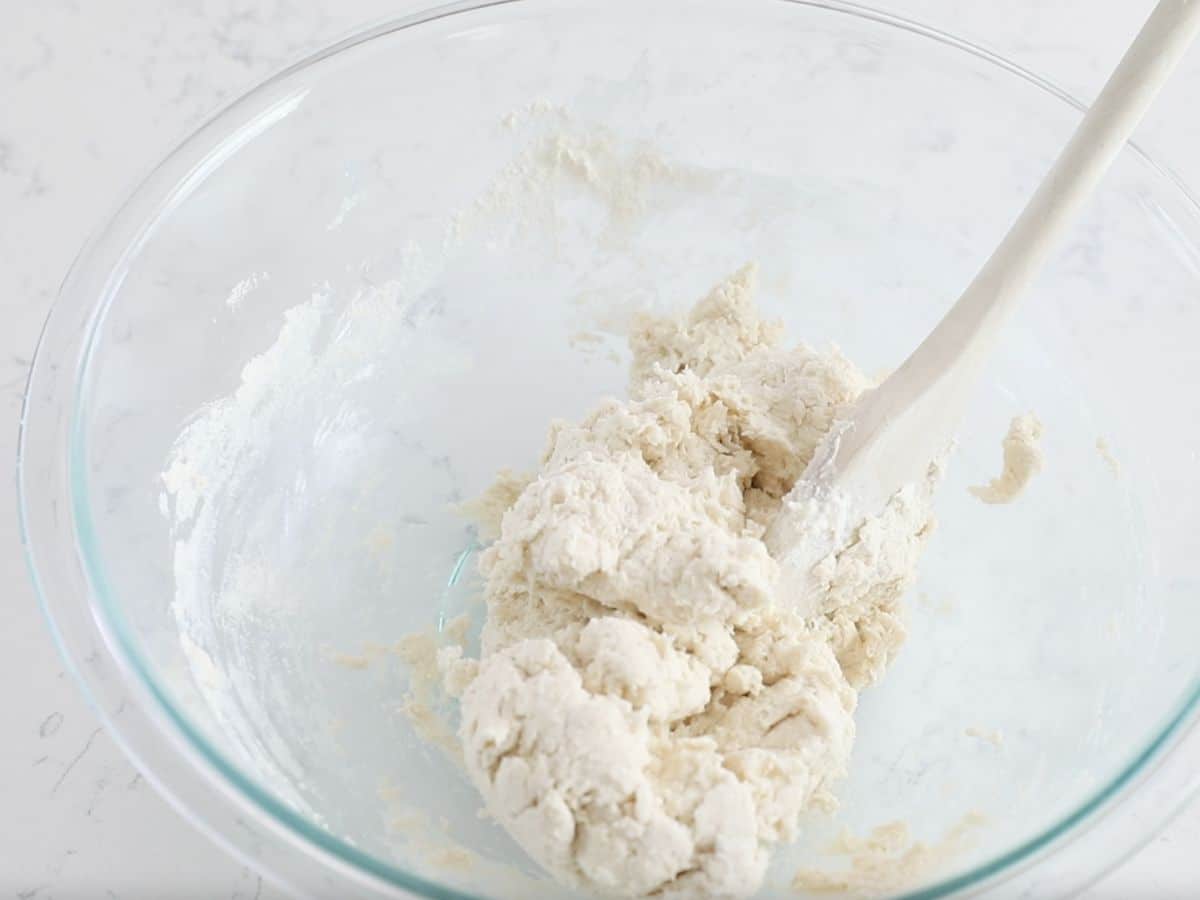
[443, 266, 938, 897]
[969, 413, 1044, 505]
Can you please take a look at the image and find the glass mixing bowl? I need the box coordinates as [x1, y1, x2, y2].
[19, 0, 1200, 897]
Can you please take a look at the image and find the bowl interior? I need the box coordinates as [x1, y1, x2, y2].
[72, 0, 1200, 896]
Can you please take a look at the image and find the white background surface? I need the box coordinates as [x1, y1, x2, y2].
[2, 1, 1199, 897]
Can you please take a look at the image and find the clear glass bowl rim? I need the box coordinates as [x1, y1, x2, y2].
[17, 0, 1200, 897]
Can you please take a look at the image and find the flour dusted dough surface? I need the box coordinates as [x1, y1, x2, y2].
[444, 267, 938, 897]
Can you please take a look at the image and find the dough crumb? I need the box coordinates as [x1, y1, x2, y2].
[438, 645, 480, 698]
[916, 592, 957, 616]
[395, 630, 469, 764]
[457, 469, 533, 540]
[329, 640, 391, 670]
[792, 812, 986, 896]
[1104, 613, 1122, 640]
[395, 632, 441, 693]
[1095, 437, 1121, 476]
[400, 698, 462, 764]
[969, 413, 1044, 504]
[568, 329, 605, 347]
[429, 846, 475, 872]
[964, 726, 1004, 748]
[442, 613, 473, 648]
[380, 783, 542, 886]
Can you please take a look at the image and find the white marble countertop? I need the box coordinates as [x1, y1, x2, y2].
[2, 1, 1198, 897]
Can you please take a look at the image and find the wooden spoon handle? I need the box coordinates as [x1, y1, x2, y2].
[923, 0, 1200, 378]
[827, 0, 1200, 497]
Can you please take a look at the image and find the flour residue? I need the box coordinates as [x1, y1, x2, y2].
[225, 270, 270, 309]
[964, 726, 1004, 748]
[457, 104, 718, 244]
[379, 781, 555, 895]
[792, 813, 987, 897]
[1096, 436, 1121, 476]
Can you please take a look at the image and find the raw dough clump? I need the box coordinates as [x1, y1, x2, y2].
[443, 266, 938, 897]
[969, 413, 1044, 505]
